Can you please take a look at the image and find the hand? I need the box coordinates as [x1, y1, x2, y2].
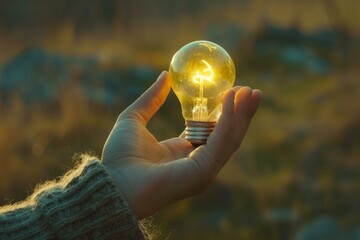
[101, 71, 261, 219]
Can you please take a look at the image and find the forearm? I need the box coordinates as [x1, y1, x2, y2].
[0, 156, 145, 240]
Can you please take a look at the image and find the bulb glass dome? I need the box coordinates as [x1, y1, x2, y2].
[169, 40, 235, 123]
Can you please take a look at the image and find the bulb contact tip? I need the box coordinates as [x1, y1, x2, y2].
[185, 121, 216, 147]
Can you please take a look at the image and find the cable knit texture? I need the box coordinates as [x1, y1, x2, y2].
[0, 157, 146, 240]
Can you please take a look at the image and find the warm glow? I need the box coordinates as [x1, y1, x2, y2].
[169, 40, 235, 123]
[192, 60, 214, 84]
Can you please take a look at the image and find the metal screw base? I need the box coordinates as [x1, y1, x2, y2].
[185, 121, 216, 147]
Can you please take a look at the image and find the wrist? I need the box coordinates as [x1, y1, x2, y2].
[101, 163, 138, 219]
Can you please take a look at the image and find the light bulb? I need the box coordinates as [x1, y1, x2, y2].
[169, 40, 235, 146]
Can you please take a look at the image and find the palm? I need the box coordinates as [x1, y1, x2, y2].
[104, 118, 189, 164]
[102, 117, 192, 218]
[104, 119, 163, 163]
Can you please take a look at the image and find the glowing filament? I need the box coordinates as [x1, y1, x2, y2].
[191, 60, 214, 121]
[193, 60, 214, 85]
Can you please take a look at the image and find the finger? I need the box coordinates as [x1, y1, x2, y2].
[207, 88, 235, 146]
[232, 86, 242, 92]
[247, 89, 262, 119]
[231, 87, 255, 148]
[159, 138, 194, 161]
[119, 71, 170, 126]
[234, 87, 252, 116]
[232, 89, 261, 146]
[233, 87, 253, 134]
[185, 89, 236, 176]
[180, 87, 240, 140]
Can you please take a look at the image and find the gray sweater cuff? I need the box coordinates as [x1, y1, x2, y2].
[0, 158, 146, 240]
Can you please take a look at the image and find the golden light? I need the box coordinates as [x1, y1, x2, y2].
[169, 40, 235, 146]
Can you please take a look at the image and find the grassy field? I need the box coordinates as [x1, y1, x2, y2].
[1, 66, 359, 239]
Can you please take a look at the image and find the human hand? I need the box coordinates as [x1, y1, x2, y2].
[101, 71, 261, 219]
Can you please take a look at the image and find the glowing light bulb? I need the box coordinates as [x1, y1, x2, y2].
[169, 40, 235, 146]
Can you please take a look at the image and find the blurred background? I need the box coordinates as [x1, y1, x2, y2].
[0, 0, 359, 239]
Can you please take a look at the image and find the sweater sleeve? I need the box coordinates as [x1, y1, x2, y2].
[0, 157, 146, 240]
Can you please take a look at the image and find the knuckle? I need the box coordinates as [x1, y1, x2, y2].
[152, 95, 163, 109]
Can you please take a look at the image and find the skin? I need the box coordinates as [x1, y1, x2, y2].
[101, 71, 261, 220]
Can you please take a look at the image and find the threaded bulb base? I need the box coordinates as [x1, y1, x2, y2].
[185, 121, 216, 147]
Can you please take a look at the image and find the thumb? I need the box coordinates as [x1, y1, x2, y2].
[119, 71, 170, 126]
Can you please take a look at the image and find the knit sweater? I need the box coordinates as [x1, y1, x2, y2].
[0, 157, 147, 240]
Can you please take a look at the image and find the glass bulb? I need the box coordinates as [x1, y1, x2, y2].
[169, 40, 235, 146]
